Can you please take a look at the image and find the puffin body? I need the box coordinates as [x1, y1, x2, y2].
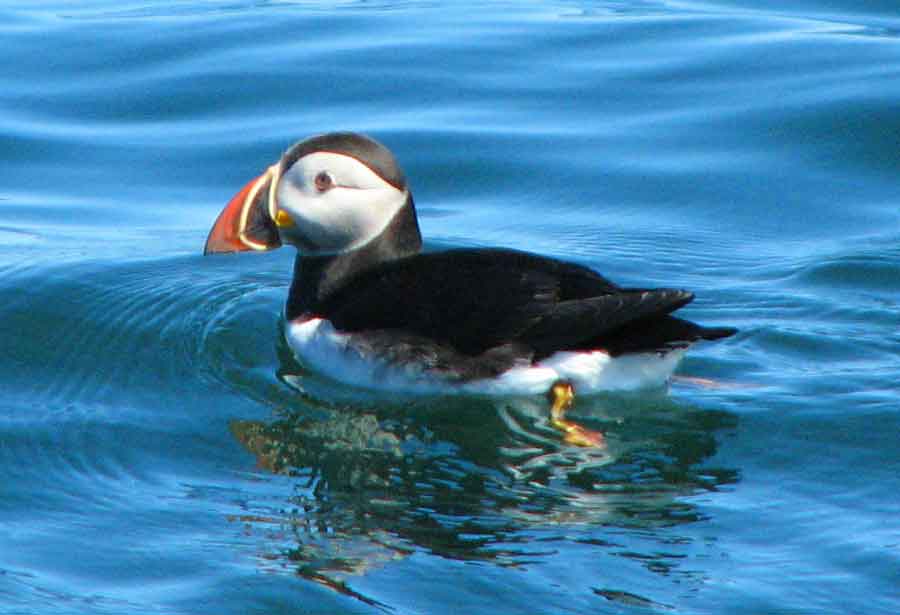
[205, 132, 736, 398]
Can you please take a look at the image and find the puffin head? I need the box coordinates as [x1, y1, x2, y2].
[204, 132, 416, 256]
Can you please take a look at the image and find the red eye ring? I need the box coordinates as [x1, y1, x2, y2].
[314, 171, 333, 192]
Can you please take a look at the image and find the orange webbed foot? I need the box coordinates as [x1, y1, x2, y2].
[548, 381, 605, 448]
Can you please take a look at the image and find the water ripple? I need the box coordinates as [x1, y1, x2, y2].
[2, 0, 899, 612]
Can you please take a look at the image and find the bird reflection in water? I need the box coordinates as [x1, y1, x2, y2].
[227, 355, 738, 605]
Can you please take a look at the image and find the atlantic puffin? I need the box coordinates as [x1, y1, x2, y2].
[205, 132, 736, 445]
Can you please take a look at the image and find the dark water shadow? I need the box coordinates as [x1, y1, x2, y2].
[226, 338, 740, 605]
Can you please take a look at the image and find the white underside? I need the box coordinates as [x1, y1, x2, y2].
[285, 318, 687, 396]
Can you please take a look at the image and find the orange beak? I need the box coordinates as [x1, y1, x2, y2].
[204, 164, 283, 255]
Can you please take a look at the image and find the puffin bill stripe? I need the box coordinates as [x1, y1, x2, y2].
[238, 164, 279, 251]
[267, 162, 281, 222]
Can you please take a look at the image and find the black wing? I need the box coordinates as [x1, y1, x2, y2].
[317, 248, 696, 358]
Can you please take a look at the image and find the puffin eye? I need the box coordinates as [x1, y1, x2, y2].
[314, 171, 334, 192]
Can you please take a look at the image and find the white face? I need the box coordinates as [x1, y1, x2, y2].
[274, 151, 408, 254]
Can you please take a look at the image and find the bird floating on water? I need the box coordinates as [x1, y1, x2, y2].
[205, 132, 736, 446]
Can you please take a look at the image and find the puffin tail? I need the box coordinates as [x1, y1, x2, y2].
[596, 317, 737, 356]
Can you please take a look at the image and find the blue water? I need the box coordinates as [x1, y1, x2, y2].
[2, 1, 899, 613]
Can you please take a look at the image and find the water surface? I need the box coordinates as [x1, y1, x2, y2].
[1, 1, 899, 613]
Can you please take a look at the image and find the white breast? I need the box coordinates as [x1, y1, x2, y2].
[285, 318, 687, 396]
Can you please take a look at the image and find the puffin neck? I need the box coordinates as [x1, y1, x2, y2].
[285, 194, 422, 320]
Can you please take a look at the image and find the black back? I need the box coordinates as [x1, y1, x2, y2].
[286, 244, 734, 374]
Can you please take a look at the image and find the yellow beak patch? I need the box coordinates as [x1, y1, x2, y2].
[275, 209, 295, 228]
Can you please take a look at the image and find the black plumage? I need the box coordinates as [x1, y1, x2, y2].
[287, 236, 735, 381]
[319, 249, 695, 356]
